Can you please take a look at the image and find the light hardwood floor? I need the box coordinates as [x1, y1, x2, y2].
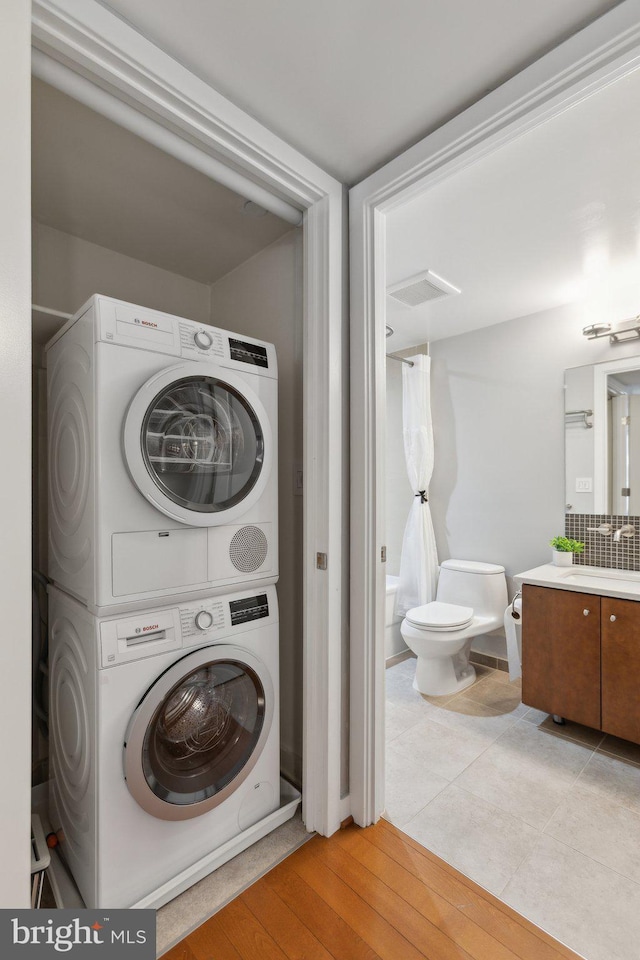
[160, 818, 581, 960]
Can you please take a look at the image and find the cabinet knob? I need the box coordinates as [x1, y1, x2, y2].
[610, 614, 617, 622]
[583, 609, 590, 616]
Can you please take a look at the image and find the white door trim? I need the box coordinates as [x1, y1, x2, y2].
[349, 0, 640, 826]
[32, 0, 345, 837]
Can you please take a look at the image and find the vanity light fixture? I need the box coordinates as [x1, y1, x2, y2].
[582, 316, 640, 344]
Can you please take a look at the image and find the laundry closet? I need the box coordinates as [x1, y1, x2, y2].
[31, 77, 305, 900]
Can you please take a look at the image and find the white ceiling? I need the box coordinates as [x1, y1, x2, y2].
[31, 78, 292, 285]
[385, 64, 640, 351]
[33, 2, 637, 349]
[100, 0, 621, 184]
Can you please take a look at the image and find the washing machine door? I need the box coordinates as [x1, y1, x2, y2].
[123, 363, 273, 526]
[123, 644, 274, 821]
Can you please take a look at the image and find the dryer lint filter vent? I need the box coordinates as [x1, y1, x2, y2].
[388, 270, 460, 307]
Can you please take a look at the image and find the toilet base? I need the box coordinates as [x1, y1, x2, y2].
[412, 655, 477, 697]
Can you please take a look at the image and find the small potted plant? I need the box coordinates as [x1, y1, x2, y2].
[549, 535, 584, 566]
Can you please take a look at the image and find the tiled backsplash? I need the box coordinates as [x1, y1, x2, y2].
[564, 514, 640, 570]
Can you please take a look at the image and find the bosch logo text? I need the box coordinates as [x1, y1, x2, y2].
[133, 318, 158, 327]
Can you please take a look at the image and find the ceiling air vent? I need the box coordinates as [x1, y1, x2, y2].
[387, 270, 460, 307]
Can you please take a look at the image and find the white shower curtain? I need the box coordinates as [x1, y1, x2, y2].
[395, 354, 439, 616]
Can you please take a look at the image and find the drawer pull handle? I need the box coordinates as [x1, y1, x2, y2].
[610, 615, 617, 622]
[583, 609, 590, 616]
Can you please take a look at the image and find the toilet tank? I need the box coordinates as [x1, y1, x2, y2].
[436, 559, 507, 617]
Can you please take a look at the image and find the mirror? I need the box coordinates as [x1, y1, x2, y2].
[565, 355, 640, 515]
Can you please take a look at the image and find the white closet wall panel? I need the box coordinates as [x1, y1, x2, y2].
[33, 223, 212, 325]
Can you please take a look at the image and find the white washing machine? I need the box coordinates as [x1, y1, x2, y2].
[48, 583, 281, 910]
[46, 295, 278, 614]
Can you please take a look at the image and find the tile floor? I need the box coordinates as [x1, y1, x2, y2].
[385, 655, 640, 960]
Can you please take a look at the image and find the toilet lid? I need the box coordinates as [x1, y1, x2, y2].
[405, 600, 474, 630]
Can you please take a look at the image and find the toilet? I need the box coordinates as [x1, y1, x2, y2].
[400, 559, 507, 696]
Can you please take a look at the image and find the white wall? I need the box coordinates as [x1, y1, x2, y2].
[0, 0, 32, 907]
[429, 300, 640, 626]
[210, 230, 304, 785]
[33, 222, 212, 323]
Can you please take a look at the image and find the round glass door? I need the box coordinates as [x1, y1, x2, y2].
[124, 646, 274, 821]
[124, 363, 274, 527]
[142, 376, 263, 513]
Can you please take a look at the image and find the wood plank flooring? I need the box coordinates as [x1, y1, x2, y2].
[161, 819, 582, 960]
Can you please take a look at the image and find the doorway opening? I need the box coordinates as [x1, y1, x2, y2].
[30, 71, 307, 913]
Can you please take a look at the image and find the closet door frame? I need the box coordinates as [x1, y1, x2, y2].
[31, 0, 346, 837]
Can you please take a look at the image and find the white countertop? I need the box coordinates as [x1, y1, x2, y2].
[515, 563, 640, 601]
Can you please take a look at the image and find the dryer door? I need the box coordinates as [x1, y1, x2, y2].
[123, 644, 274, 821]
[123, 363, 273, 526]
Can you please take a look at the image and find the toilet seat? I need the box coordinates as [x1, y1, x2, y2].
[405, 600, 474, 631]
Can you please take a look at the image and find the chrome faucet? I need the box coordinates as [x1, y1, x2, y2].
[613, 524, 636, 542]
[587, 523, 613, 536]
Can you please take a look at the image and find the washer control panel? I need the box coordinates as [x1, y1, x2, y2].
[193, 330, 213, 350]
[99, 586, 278, 666]
[194, 609, 214, 630]
[229, 593, 269, 626]
[180, 599, 226, 641]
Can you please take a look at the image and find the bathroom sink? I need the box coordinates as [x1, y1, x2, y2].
[561, 569, 640, 594]
[515, 563, 640, 600]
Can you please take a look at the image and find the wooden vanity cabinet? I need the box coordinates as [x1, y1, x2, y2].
[601, 597, 640, 744]
[522, 584, 601, 728]
[522, 584, 640, 743]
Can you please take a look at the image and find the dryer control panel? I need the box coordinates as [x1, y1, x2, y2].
[62, 294, 278, 378]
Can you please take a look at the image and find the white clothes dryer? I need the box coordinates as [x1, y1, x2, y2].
[46, 295, 278, 614]
[48, 583, 281, 910]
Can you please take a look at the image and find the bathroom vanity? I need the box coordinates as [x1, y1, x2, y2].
[516, 564, 640, 745]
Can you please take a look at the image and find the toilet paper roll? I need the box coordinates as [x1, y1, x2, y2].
[503, 597, 522, 682]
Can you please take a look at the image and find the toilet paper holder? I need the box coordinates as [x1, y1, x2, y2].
[504, 592, 523, 682]
[510, 590, 522, 620]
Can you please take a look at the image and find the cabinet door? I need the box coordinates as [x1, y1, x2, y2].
[522, 584, 601, 728]
[602, 597, 640, 744]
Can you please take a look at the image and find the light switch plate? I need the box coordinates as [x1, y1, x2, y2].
[576, 477, 593, 492]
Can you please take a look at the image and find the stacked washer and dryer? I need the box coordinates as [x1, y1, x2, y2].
[46, 294, 285, 909]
